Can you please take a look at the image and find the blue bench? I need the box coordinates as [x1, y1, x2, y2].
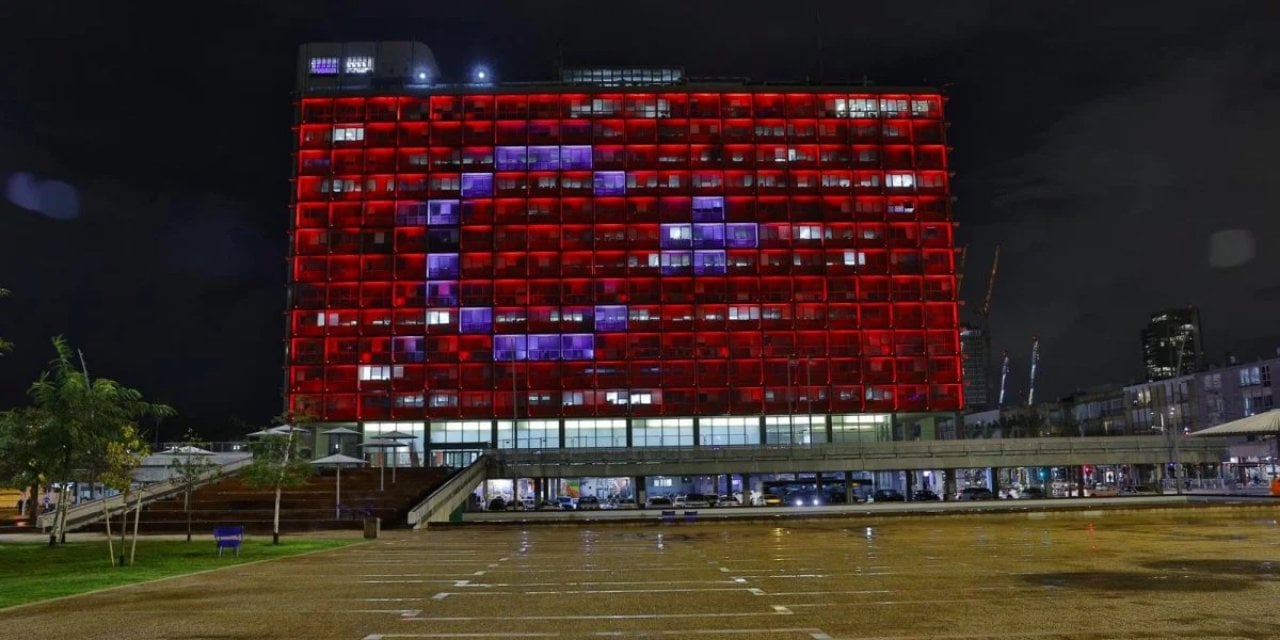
[213, 526, 244, 557]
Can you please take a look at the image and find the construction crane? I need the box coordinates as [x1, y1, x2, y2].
[1027, 336, 1040, 406]
[955, 245, 968, 298]
[997, 351, 1010, 408]
[980, 245, 1000, 323]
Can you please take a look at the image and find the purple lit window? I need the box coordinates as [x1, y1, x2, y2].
[594, 305, 628, 332]
[309, 57, 339, 75]
[660, 224, 692, 249]
[694, 250, 727, 276]
[594, 171, 626, 196]
[528, 334, 561, 361]
[494, 335, 527, 361]
[692, 196, 725, 221]
[529, 146, 559, 170]
[427, 254, 459, 279]
[693, 223, 725, 248]
[395, 202, 428, 225]
[726, 223, 758, 248]
[427, 200, 459, 225]
[562, 334, 594, 360]
[426, 281, 457, 306]
[459, 308, 492, 334]
[561, 146, 592, 170]
[461, 173, 493, 198]
[393, 337, 425, 363]
[660, 251, 692, 275]
[495, 146, 527, 170]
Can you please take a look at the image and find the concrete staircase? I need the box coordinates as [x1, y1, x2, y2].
[80, 467, 457, 535]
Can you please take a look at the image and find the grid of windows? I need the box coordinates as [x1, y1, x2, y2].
[290, 89, 961, 422]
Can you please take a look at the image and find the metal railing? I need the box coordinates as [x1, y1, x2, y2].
[36, 456, 254, 533]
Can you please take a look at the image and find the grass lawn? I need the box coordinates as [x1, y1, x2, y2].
[0, 537, 361, 609]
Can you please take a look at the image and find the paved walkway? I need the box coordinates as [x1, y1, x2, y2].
[4, 505, 1280, 639]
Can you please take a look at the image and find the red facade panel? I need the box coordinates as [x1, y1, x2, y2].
[289, 89, 961, 421]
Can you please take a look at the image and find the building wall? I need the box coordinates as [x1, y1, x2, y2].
[1141, 306, 1204, 381]
[287, 76, 961, 429]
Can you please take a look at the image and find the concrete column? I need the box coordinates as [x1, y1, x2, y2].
[844, 470, 854, 504]
[905, 470, 915, 498]
[635, 476, 647, 504]
[943, 469, 957, 501]
[990, 467, 1001, 497]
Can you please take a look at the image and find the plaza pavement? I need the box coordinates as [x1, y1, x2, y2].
[3, 503, 1280, 639]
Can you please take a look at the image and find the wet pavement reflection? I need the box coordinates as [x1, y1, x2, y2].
[3, 507, 1280, 639]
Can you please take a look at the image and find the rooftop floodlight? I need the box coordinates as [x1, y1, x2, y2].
[416, 70, 428, 81]
[472, 66, 490, 83]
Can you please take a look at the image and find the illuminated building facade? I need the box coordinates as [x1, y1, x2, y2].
[288, 42, 962, 465]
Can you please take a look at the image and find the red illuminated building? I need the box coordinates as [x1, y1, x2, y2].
[288, 42, 961, 461]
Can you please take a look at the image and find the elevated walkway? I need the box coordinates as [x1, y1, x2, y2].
[484, 435, 1228, 479]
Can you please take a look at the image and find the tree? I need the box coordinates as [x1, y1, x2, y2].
[1, 337, 174, 546]
[240, 413, 312, 545]
[100, 425, 150, 567]
[168, 429, 218, 542]
[0, 407, 43, 518]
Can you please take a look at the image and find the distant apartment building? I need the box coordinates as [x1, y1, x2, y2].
[959, 323, 990, 411]
[1141, 307, 1204, 381]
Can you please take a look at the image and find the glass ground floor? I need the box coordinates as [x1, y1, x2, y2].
[308, 412, 957, 468]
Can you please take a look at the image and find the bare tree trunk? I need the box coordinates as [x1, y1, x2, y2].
[185, 488, 193, 543]
[272, 485, 282, 546]
[117, 490, 128, 568]
[130, 490, 141, 566]
[102, 499, 115, 567]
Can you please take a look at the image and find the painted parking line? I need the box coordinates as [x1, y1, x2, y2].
[430, 587, 762, 599]
[367, 628, 833, 639]
[401, 610, 800, 622]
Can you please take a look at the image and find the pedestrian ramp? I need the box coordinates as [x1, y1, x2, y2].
[406, 455, 487, 529]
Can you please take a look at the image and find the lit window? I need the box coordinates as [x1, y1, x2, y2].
[886, 173, 915, 188]
[843, 251, 867, 266]
[359, 365, 404, 381]
[333, 126, 364, 141]
[345, 56, 374, 74]
[427, 310, 452, 326]
[309, 57, 339, 75]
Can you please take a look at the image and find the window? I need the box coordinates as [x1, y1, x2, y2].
[426, 309, 452, 326]
[850, 98, 878, 118]
[563, 391, 586, 406]
[309, 57, 339, 75]
[886, 173, 915, 188]
[593, 171, 626, 196]
[843, 251, 866, 266]
[1241, 367, 1263, 386]
[333, 127, 364, 141]
[358, 365, 404, 381]
[729, 305, 759, 321]
[427, 200, 459, 225]
[345, 56, 374, 74]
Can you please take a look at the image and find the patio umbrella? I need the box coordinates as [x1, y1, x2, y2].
[358, 439, 406, 491]
[374, 430, 417, 478]
[310, 454, 369, 520]
[321, 426, 362, 455]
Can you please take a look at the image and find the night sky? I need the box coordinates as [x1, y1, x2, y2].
[2, 1, 1278, 440]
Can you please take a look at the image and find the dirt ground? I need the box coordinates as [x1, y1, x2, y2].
[3, 505, 1280, 639]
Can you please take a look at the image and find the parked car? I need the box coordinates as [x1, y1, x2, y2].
[757, 493, 783, 506]
[912, 489, 941, 501]
[674, 493, 713, 508]
[558, 496, 576, 510]
[1088, 484, 1119, 497]
[577, 495, 601, 510]
[487, 497, 507, 511]
[645, 496, 673, 509]
[1018, 486, 1046, 500]
[957, 486, 995, 501]
[786, 491, 823, 507]
[871, 489, 905, 502]
[716, 495, 742, 508]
